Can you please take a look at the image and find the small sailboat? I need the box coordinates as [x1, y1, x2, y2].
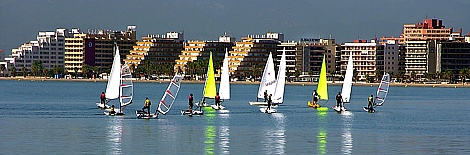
[308, 54, 328, 111]
[249, 52, 277, 106]
[334, 54, 353, 112]
[260, 50, 286, 113]
[364, 73, 390, 113]
[137, 74, 182, 119]
[101, 46, 134, 115]
[212, 51, 230, 110]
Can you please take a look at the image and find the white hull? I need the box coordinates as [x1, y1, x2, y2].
[196, 102, 210, 107]
[332, 106, 347, 112]
[96, 102, 110, 109]
[104, 109, 124, 116]
[136, 110, 158, 119]
[211, 105, 225, 110]
[248, 101, 280, 106]
[181, 109, 204, 115]
[259, 107, 277, 114]
[363, 107, 375, 113]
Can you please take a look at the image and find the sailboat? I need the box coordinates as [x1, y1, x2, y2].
[308, 54, 328, 110]
[137, 74, 182, 119]
[363, 73, 390, 113]
[100, 46, 134, 115]
[249, 52, 277, 106]
[212, 51, 230, 110]
[260, 50, 286, 113]
[334, 54, 353, 112]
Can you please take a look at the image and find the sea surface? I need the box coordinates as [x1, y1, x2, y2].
[1, 80, 470, 155]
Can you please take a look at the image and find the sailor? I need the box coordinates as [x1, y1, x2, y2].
[263, 90, 268, 102]
[367, 95, 374, 112]
[142, 97, 151, 114]
[188, 94, 194, 114]
[215, 92, 221, 108]
[336, 92, 343, 110]
[100, 92, 106, 107]
[312, 90, 320, 107]
[110, 105, 116, 115]
[267, 94, 273, 111]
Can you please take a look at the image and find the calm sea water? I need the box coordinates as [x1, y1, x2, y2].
[1, 80, 470, 155]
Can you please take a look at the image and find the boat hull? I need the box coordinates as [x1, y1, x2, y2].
[181, 109, 204, 115]
[136, 110, 158, 119]
[259, 107, 277, 114]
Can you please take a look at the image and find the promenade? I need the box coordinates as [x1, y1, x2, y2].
[1, 77, 468, 88]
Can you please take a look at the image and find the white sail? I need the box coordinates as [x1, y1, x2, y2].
[257, 52, 277, 99]
[219, 51, 230, 100]
[120, 65, 133, 107]
[157, 74, 183, 115]
[375, 73, 390, 106]
[341, 54, 353, 103]
[273, 50, 286, 104]
[105, 46, 121, 100]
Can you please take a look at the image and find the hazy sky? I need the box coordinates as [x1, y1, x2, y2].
[1, 0, 470, 55]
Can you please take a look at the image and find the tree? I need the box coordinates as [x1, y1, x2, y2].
[0, 64, 5, 77]
[329, 70, 336, 83]
[251, 65, 259, 80]
[10, 66, 16, 77]
[375, 69, 383, 83]
[32, 60, 43, 77]
[82, 64, 91, 78]
[42, 68, 49, 77]
[353, 69, 359, 83]
[459, 68, 469, 85]
[21, 66, 27, 78]
[442, 69, 454, 83]
[397, 70, 405, 83]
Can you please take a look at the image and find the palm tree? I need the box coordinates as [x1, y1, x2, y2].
[21, 66, 27, 78]
[353, 69, 359, 83]
[375, 69, 383, 83]
[443, 69, 454, 83]
[42, 68, 49, 77]
[10, 66, 16, 77]
[397, 70, 405, 83]
[459, 68, 469, 85]
[251, 65, 259, 80]
[329, 70, 336, 83]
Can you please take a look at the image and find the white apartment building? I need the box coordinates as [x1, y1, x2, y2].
[404, 40, 436, 77]
[341, 40, 381, 81]
[65, 29, 86, 73]
[9, 28, 68, 75]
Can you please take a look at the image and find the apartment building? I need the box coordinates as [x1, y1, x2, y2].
[341, 40, 384, 81]
[436, 40, 470, 74]
[64, 28, 86, 73]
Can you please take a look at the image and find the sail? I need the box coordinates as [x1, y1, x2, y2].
[203, 52, 217, 98]
[219, 51, 230, 100]
[105, 46, 121, 100]
[120, 65, 133, 107]
[273, 50, 286, 104]
[317, 55, 328, 100]
[257, 52, 277, 99]
[341, 54, 353, 103]
[375, 73, 390, 106]
[158, 74, 183, 115]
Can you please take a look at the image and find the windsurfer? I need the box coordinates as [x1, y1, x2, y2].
[142, 97, 151, 114]
[367, 95, 374, 112]
[215, 92, 221, 108]
[188, 94, 194, 114]
[100, 92, 106, 107]
[336, 92, 343, 109]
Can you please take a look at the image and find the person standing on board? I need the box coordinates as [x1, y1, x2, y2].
[188, 94, 194, 114]
[367, 95, 374, 112]
[215, 92, 221, 108]
[312, 90, 320, 107]
[263, 90, 268, 102]
[142, 97, 151, 114]
[336, 92, 343, 109]
[100, 92, 106, 107]
[267, 94, 273, 111]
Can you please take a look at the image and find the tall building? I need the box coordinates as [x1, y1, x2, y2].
[174, 33, 234, 75]
[64, 28, 86, 73]
[229, 32, 282, 80]
[383, 40, 399, 76]
[84, 26, 136, 73]
[277, 42, 302, 77]
[341, 39, 384, 81]
[124, 32, 184, 73]
[300, 38, 337, 79]
[436, 40, 470, 74]
[9, 28, 69, 75]
[403, 40, 437, 78]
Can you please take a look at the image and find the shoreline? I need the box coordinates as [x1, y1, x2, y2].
[1, 77, 468, 88]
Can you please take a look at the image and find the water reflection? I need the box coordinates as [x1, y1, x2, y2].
[261, 113, 286, 154]
[317, 110, 328, 155]
[341, 112, 354, 155]
[205, 112, 216, 155]
[106, 117, 124, 155]
[218, 113, 230, 155]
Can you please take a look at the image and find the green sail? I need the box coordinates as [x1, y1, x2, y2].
[204, 52, 217, 98]
[317, 55, 328, 100]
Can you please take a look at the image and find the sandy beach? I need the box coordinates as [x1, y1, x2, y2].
[1, 76, 469, 88]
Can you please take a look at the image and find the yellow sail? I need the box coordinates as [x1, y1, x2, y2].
[203, 52, 217, 98]
[317, 55, 328, 100]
